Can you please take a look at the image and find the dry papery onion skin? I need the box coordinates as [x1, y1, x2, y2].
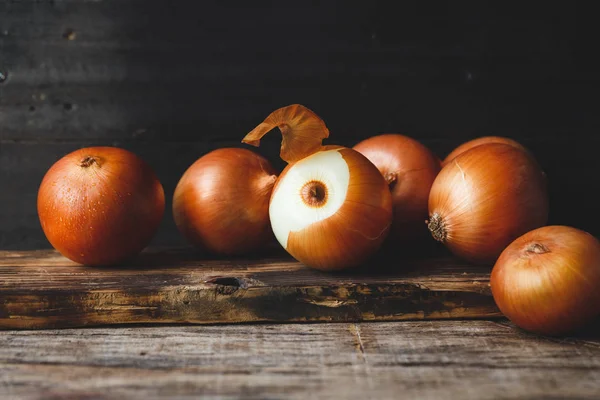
[427, 142, 549, 265]
[37, 147, 165, 266]
[243, 104, 329, 164]
[491, 225, 600, 336]
[172, 147, 278, 256]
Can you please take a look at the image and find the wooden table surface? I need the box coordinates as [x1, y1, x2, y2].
[1, 321, 599, 399]
[1, 248, 600, 399]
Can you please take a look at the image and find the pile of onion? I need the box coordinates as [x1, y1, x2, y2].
[37, 147, 165, 266]
[353, 134, 441, 243]
[427, 142, 548, 264]
[172, 148, 278, 255]
[242, 104, 393, 271]
[491, 225, 600, 336]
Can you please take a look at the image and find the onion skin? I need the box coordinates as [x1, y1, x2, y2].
[269, 147, 393, 271]
[243, 104, 329, 164]
[353, 134, 441, 242]
[428, 143, 548, 264]
[491, 226, 600, 336]
[37, 147, 165, 266]
[442, 136, 528, 167]
[173, 148, 277, 255]
[244, 104, 392, 270]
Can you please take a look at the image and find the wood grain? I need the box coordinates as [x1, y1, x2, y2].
[0, 248, 501, 330]
[1, 2, 594, 143]
[0, 321, 599, 399]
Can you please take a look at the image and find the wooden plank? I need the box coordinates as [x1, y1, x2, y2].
[0, 321, 599, 399]
[1, 1, 597, 143]
[0, 248, 501, 329]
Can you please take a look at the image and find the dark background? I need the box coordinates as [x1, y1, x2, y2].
[1, 1, 598, 250]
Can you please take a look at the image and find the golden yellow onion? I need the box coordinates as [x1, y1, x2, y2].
[427, 143, 548, 264]
[353, 134, 441, 243]
[243, 105, 393, 271]
[442, 136, 529, 167]
[172, 148, 277, 256]
[491, 225, 600, 336]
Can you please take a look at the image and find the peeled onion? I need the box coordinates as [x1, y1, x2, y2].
[173, 148, 277, 255]
[269, 147, 392, 270]
[37, 147, 165, 266]
[442, 136, 528, 167]
[353, 134, 441, 242]
[427, 143, 548, 264]
[243, 104, 393, 271]
[491, 225, 600, 336]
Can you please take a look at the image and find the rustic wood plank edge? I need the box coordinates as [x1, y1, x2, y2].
[0, 248, 502, 330]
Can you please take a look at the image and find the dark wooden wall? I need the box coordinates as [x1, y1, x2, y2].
[1, 1, 598, 249]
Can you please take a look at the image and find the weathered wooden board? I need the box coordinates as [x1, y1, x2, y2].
[1, 321, 599, 399]
[0, 247, 501, 329]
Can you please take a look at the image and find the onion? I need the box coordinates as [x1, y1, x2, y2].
[491, 225, 600, 336]
[427, 143, 548, 264]
[173, 148, 277, 255]
[353, 134, 441, 243]
[442, 136, 528, 167]
[37, 147, 165, 266]
[243, 104, 393, 271]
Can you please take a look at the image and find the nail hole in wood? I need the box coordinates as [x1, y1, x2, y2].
[63, 29, 76, 40]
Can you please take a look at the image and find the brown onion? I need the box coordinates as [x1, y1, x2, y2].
[491, 225, 600, 336]
[37, 147, 165, 266]
[243, 104, 393, 271]
[427, 143, 548, 264]
[353, 134, 441, 242]
[442, 136, 528, 167]
[173, 148, 277, 255]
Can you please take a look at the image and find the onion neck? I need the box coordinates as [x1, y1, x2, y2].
[384, 172, 398, 191]
[526, 242, 550, 255]
[80, 156, 100, 168]
[427, 212, 447, 242]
